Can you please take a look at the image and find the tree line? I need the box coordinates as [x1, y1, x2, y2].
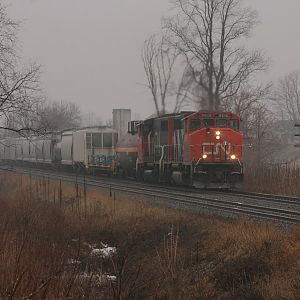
[0, 2, 103, 137]
[142, 0, 300, 164]
[0, 0, 298, 164]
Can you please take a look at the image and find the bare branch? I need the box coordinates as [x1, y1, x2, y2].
[274, 71, 300, 123]
[141, 34, 180, 116]
[164, 0, 267, 110]
[0, 3, 43, 136]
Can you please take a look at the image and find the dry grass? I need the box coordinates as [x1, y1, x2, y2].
[244, 162, 300, 197]
[0, 171, 299, 299]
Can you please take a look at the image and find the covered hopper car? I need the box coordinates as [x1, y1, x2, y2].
[0, 126, 118, 173]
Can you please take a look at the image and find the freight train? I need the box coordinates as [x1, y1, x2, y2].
[0, 110, 244, 189]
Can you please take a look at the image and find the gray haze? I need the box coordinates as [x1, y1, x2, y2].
[6, 0, 300, 121]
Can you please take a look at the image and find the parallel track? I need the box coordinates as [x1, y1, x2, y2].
[211, 190, 300, 206]
[1, 166, 300, 224]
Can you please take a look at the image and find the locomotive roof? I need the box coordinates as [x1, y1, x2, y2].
[145, 111, 194, 122]
[182, 111, 239, 120]
[60, 125, 115, 134]
[143, 111, 239, 123]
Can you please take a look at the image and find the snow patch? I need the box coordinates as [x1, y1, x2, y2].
[78, 272, 116, 286]
[91, 246, 116, 258]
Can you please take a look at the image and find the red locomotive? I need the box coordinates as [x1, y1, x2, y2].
[126, 111, 243, 188]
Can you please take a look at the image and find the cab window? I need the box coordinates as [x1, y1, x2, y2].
[174, 119, 183, 130]
[216, 119, 227, 127]
[229, 120, 239, 130]
[203, 119, 214, 127]
[189, 119, 202, 132]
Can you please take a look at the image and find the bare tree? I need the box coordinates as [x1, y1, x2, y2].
[243, 103, 280, 164]
[164, 0, 267, 111]
[39, 101, 81, 131]
[172, 64, 200, 112]
[0, 3, 41, 136]
[221, 84, 270, 116]
[142, 35, 180, 116]
[82, 112, 103, 127]
[275, 71, 300, 123]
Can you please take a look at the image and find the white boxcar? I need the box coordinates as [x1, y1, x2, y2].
[73, 127, 118, 169]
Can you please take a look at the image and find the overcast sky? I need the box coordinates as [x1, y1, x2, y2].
[5, 0, 300, 121]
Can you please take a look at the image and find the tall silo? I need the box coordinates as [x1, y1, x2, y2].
[112, 109, 131, 139]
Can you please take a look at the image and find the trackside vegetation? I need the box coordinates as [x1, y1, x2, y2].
[0, 172, 299, 299]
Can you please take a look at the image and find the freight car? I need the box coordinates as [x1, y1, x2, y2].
[127, 111, 243, 188]
[0, 126, 118, 173]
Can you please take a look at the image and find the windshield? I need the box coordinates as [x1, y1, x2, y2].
[216, 119, 227, 127]
[189, 119, 201, 132]
[203, 119, 214, 127]
[229, 120, 239, 130]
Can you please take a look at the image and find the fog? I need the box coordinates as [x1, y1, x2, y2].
[5, 0, 300, 121]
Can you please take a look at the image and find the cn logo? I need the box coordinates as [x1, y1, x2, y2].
[202, 142, 231, 155]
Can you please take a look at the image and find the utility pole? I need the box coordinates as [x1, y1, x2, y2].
[295, 124, 300, 147]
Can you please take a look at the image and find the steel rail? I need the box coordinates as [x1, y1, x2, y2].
[208, 190, 300, 206]
[15, 166, 300, 206]
[15, 166, 300, 207]
[8, 167, 300, 224]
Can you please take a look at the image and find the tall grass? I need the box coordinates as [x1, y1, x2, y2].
[244, 161, 300, 196]
[0, 172, 299, 299]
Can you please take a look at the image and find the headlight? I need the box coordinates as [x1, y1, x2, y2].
[230, 155, 236, 160]
[216, 135, 221, 140]
[216, 131, 221, 136]
[202, 154, 208, 159]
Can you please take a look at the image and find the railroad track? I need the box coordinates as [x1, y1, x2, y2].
[2, 166, 300, 224]
[212, 190, 300, 205]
